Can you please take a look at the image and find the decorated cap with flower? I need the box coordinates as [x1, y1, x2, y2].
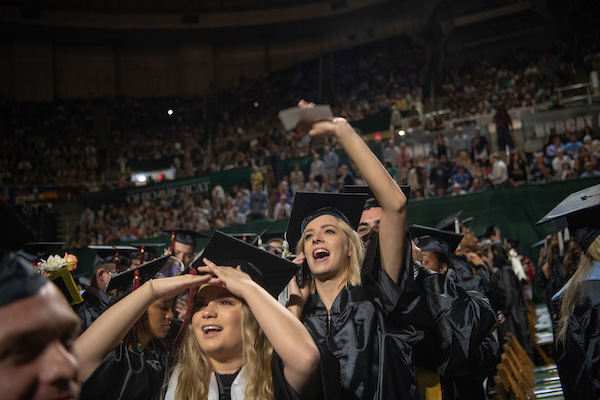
[22, 242, 84, 306]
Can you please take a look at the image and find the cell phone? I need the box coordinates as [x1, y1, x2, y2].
[295, 260, 310, 288]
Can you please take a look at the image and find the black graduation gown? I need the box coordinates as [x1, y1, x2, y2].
[301, 240, 419, 400]
[411, 268, 498, 378]
[489, 264, 532, 356]
[449, 253, 492, 297]
[74, 287, 113, 332]
[555, 278, 600, 399]
[79, 339, 170, 400]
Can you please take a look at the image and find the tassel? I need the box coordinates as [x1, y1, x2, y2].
[132, 269, 143, 332]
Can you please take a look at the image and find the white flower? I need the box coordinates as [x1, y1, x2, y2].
[37, 255, 68, 274]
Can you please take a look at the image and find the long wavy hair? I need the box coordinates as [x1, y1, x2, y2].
[556, 235, 600, 344]
[170, 296, 274, 400]
[296, 215, 365, 291]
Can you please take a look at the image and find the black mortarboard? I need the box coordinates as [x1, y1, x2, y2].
[88, 245, 136, 271]
[286, 192, 368, 249]
[106, 254, 171, 292]
[17, 242, 65, 264]
[477, 225, 497, 241]
[537, 183, 600, 251]
[163, 229, 209, 248]
[436, 210, 466, 233]
[128, 243, 163, 264]
[260, 230, 285, 244]
[228, 233, 260, 244]
[191, 231, 299, 297]
[409, 224, 463, 254]
[343, 185, 411, 210]
[505, 238, 520, 250]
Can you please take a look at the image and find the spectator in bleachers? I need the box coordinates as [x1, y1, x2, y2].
[523, 132, 544, 164]
[452, 126, 471, 156]
[507, 153, 528, 187]
[289, 164, 305, 194]
[452, 166, 471, 192]
[488, 153, 509, 188]
[247, 183, 269, 221]
[579, 160, 600, 178]
[493, 105, 514, 152]
[323, 145, 340, 183]
[563, 132, 584, 156]
[471, 126, 489, 161]
[552, 148, 574, 174]
[309, 152, 325, 185]
[383, 139, 398, 166]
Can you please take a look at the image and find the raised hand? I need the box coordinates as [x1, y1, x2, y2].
[150, 274, 211, 300]
[201, 258, 254, 298]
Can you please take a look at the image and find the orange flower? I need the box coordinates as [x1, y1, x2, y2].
[64, 253, 78, 271]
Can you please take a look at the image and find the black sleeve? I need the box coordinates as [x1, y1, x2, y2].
[271, 350, 331, 400]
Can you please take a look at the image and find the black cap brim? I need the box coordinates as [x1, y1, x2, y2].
[435, 210, 465, 232]
[163, 229, 209, 246]
[88, 245, 137, 270]
[286, 192, 368, 249]
[409, 224, 463, 254]
[106, 254, 171, 292]
[537, 184, 600, 250]
[191, 231, 299, 297]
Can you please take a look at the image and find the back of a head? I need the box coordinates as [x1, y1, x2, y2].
[491, 243, 508, 268]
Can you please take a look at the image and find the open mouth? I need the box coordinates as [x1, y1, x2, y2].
[313, 248, 330, 261]
[202, 325, 223, 335]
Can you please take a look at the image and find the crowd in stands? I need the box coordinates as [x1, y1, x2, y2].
[74, 119, 600, 247]
[2, 32, 600, 246]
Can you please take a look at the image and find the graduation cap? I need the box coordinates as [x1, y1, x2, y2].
[191, 231, 299, 298]
[436, 210, 468, 233]
[409, 224, 463, 254]
[285, 192, 368, 250]
[343, 185, 411, 210]
[163, 229, 208, 251]
[105, 254, 171, 293]
[17, 242, 65, 264]
[278, 104, 334, 132]
[33, 252, 83, 306]
[228, 232, 261, 245]
[505, 238, 520, 250]
[88, 245, 136, 272]
[128, 243, 164, 264]
[537, 183, 600, 251]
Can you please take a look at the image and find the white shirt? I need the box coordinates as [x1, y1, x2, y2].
[491, 160, 508, 185]
[165, 365, 248, 400]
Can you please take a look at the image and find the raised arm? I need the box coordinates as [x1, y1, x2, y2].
[74, 274, 209, 382]
[308, 114, 407, 283]
[201, 259, 320, 397]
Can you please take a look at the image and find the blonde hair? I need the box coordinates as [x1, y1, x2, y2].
[556, 235, 600, 344]
[296, 215, 365, 291]
[171, 298, 274, 400]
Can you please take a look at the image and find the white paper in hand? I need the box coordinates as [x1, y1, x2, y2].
[278, 105, 334, 131]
